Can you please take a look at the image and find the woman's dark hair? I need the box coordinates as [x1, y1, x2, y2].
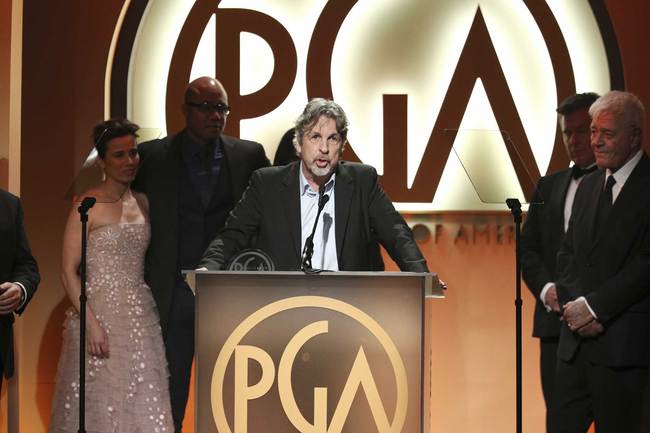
[92, 118, 140, 159]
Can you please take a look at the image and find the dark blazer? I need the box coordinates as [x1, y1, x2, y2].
[132, 131, 269, 334]
[521, 168, 573, 338]
[0, 190, 39, 378]
[556, 154, 650, 366]
[200, 161, 428, 272]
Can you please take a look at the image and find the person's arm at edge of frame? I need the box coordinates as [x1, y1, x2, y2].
[0, 196, 39, 315]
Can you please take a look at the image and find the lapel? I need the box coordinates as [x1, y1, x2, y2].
[334, 163, 354, 261]
[585, 169, 606, 248]
[596, 155, 650, 247]
[587, 155, 650, 250]
[221, 135, 241, 199]
[549, 168, 573, 235]
[613, 154, 650, 207]
[163, 133, 185, 235]
[281, 163, 302, 258]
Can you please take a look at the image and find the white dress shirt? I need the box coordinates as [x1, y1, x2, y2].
[299, 164, 338, 270]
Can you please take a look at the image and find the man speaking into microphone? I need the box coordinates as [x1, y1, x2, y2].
[200, 98, 428, 273]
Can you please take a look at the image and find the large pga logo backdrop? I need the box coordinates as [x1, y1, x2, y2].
[108, 0, 620, 211]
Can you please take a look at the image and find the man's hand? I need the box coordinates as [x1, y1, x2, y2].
[576, 319, 604, 338]
[562, 298, 594, 331]
[0, 282, 23, 314]
[544, 284, 561, 313]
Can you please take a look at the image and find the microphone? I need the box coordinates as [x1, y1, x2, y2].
[318, 186, 329, 209]
[301, 187, 330, 272]
[78, 196, 97, 214]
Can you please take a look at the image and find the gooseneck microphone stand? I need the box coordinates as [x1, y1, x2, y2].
[506, 198, 523, 433]
[301, 188, 330, 273]
[77, 196, 96, 433]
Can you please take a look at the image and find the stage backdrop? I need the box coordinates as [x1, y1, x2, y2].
[1, 0, 649, 432]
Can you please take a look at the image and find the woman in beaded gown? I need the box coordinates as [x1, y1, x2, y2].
[49, 119, 172, 433]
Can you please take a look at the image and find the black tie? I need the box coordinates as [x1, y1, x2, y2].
[571, 164, 597, 179]
[594, 175, 616, 236]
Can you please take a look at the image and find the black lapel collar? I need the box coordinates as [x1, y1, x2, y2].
[220, 135, 242, 198]
[588, 155, 650, 249]
[586, 169, 606, 247]
[610, 154, 650, 210]
[605, 154, 650, 234]
[282, 162, 302, 258]
[549, 168, 573, 233]
[166, 131, 185, 212]
[334, 162, 354, 261]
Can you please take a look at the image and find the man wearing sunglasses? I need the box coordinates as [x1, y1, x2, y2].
[133, 76, 269, 433]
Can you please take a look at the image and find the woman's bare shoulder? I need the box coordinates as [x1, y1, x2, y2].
[132, 190, 149, 216]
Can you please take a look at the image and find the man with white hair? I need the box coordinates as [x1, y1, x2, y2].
[550, 90, 650, 433]
[521, 92, 599, 431]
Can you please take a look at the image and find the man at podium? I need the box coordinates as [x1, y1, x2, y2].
[200, 98, 428, 273]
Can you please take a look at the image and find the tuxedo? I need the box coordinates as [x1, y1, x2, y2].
[550, 154, 650, 433]
[132, 130, 268, 432]
[200, 161, 428, 272]
[521, 167, 573, 417]
[0, 190, 39, 386]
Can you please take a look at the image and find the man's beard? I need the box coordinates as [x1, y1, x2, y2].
[308, 162, 336, 178]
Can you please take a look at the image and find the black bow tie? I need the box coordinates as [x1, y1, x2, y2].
[571, 164, 597, 179]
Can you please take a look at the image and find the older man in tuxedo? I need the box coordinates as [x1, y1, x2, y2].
[521, 92, 599, 429]
[549, 91, 650, 433]
[0, 189, 39, 392]
[133, 76, 269, 432]
[200, 98, 428, 273]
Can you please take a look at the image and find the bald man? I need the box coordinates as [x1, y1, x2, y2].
[133, 77, 269, 432]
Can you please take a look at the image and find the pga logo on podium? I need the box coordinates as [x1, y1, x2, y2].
[210, 296, 408, 433]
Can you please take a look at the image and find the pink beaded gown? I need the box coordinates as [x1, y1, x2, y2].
[49, 223, 172, 433]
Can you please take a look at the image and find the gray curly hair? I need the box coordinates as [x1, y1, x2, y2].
[293, 98, 349, 149]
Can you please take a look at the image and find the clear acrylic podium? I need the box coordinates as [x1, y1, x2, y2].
[187, 271, 443, 433]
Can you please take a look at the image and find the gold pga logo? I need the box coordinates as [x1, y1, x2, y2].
[211, 296, 408, 433]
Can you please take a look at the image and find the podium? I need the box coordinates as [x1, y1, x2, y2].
[190, 271, 443, 433]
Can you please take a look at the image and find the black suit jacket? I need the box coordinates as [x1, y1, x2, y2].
[200, 161, 428, 272]
[0, 190, 39, 378]
[521, 168, 573, 338]
[556, 154, 650, 366]
[132, 131, 269, 334]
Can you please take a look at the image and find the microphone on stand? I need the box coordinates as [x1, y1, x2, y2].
[77, 195, 96, 433]
[301, 187, 330, 273]
[79, 196, 96, 214]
